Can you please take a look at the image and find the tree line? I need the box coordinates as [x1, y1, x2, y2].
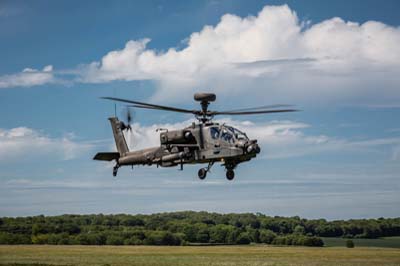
[0, 212, 399, 246]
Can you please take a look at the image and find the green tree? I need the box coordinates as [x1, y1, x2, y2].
[346, 239, 355, 248]
[246, 227, 260, 243]
[183, 224, 197, 242]
[294, 225, 305, 235]
[144, 231, 181, 246]
[259, 229, 276, 244]
[302, 236, 324, 247]
[210, 224, 234, 243]
[31, 234, 49, 244]
[226, 228, 240, 244]
[272, 236, 287, 245]
[236, 232, 251, 245]
[106, 235, 124, 245]
[0, 232, 31, 244]
[121, 217, 144, 227]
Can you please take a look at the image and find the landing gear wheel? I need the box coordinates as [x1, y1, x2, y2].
[113, 165, 119, 177]
[226, 169, 235, 180]
[198, 168, 207, 180]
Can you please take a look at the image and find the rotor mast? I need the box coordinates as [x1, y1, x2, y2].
[194, 93, 216, 123]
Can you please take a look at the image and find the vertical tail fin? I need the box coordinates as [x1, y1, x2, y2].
[109, 117, 129, 156]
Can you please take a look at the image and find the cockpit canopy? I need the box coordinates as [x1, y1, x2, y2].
[209, 125, 249, 143]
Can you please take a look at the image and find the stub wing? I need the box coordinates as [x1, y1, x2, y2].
[93, 152, 120, 161]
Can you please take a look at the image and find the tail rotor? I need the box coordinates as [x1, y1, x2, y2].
[119, 107, 134, 131]
[121, 106, 135, 150]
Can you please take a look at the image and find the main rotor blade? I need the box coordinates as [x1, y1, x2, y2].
[101, 97, 196, 114]
[220, 104, 294, 113]
[212, 109, 299, 115]
[129, 104, 202, 115]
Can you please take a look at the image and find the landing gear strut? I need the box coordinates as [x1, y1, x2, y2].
[198, 161, 214, 180]
[113, 164, 119, 177]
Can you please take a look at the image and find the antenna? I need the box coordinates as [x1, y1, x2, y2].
[113, 88, 117, 117]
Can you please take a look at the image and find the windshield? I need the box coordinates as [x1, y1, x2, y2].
[226, 126, 248, 141]
[220, 129, 234, 143]
[210, 127, 220, 139]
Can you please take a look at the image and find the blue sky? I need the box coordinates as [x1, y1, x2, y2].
[0, 0, 399, 219]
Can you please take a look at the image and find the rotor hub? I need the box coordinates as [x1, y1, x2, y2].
[194, 93, 216, 122]
[194, 93, 216, 102]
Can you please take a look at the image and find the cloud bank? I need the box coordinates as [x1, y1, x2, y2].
[81, 5, 400, 105]
[0, 127, 91, 161]
[0, 65, 54, 89]
[1, 5, 400, 106]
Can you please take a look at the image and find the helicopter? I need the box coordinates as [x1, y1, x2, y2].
[94, 93, 297, 180]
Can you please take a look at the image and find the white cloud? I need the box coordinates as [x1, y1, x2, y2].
[125, 118, 400, 159]
[0, 65, 54, 89]
[80, 5, 400, 105]
[0, 126, 91, 161]
[2, 4, 400, 107]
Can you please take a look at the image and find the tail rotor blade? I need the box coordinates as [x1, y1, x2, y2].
[121, 106, 134, 131]
[126, 107, 132, 125]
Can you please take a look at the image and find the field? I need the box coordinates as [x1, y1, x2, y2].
[1, 245, 400, 266]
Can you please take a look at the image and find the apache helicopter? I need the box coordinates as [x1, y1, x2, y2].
[94, 93, 297, 180]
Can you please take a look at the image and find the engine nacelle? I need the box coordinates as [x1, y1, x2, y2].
[160, 130, 193, 144]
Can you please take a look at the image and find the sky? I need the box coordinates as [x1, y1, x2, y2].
[0, 0, 399, 219]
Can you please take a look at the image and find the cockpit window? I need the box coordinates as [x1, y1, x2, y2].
[221, 129, 234, 143]
[210, 127, 220, 139]
[226, 126, 248, 141]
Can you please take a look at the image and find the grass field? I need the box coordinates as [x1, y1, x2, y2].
[1, 245, 400, 266]
[322, 236, 400, 248]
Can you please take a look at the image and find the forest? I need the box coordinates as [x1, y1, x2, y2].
[0, 212, 399, 247]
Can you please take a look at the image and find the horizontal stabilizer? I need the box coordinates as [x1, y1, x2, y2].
[93, 152, 120, 161]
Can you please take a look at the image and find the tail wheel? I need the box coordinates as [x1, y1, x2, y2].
[198, 168, 207, 180]
[226, 169, 235, 180]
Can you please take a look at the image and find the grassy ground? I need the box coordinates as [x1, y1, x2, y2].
[1, 245, 400, 266]
[322, 236, 400, 248]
